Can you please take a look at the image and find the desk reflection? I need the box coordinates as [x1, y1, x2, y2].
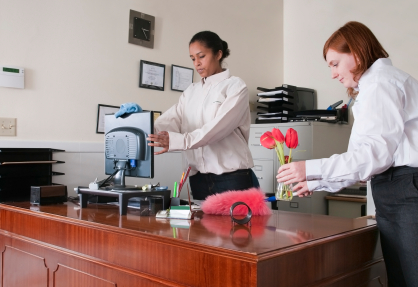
[22, 201, 377, 254]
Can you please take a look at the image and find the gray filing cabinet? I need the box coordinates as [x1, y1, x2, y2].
[249, 122, 352, 214]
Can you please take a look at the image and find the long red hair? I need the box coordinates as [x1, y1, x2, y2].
[323, 21, 389, 97]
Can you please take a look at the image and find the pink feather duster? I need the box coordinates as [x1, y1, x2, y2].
[201, 188, 272, 216]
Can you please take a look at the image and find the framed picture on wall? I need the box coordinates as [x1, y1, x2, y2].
[153, 111, 162, 122]
[143, 110, 162, 122]
[96, 104, 120, 134]
[171, 65, 194, 92]
[139, 60, 165, 91]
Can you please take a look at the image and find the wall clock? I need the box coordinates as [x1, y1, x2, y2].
[128, 10, 155, 49]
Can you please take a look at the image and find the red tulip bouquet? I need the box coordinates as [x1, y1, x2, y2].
[260, 128, 299, 201]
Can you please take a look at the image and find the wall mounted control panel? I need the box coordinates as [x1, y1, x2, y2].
[0, 66, 24, 89]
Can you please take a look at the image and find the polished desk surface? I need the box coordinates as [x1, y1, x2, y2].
[2, 201, 376, 255]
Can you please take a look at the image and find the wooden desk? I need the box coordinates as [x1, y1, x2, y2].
[0, 201, 386, 287]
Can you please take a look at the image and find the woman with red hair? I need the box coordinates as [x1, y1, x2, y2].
[277, 21, 418, 286]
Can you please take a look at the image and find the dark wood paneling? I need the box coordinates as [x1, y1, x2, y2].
[0, 232, 181, 287]
[317, 261, 386, 287]
[258, 229, 386, 286]
[54, 264, 116, 287]
[2, 246, 48, 287]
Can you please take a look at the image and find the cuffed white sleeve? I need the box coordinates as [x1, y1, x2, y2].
[306, 159, 323, 181]
[307, 179, 358, 193]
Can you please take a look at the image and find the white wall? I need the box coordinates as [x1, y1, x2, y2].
[0, 0, 283, 142]
[283, 0, 418, 110]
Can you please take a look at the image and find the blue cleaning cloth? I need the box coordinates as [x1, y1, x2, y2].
[114, 103, 142, 118]
[265, 196, 277, 202]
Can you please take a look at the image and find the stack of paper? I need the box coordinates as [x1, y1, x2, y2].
[257, 90, 290, 97]
[257, 97, 291, 103]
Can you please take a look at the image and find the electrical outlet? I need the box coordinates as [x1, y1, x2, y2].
[0, 118, 16, 136]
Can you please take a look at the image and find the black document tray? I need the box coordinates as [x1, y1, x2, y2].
[77, 187, 171, 215]
[255, 118, 289, 124]
[257, 105, 293, 113]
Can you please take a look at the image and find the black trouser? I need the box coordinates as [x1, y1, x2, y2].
[371, 166, 418, 287]
[189, 168, 258, 200]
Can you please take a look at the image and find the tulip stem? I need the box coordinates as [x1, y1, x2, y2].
[289, 149, 292, 163]
[275, 144, 285, 165]
[274, 147, 283, 165]
[273, 141, 284, 165]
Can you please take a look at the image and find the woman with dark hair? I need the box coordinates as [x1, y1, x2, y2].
[276, 21, 418, 286]
[148, 31, 257, 200]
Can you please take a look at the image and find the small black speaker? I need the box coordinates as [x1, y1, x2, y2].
[30, 185, 67, 205]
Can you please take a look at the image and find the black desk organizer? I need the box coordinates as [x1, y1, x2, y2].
[0, 148, 65, 202]
[77, 187, 171, 216]
[255, 84, 316, 124]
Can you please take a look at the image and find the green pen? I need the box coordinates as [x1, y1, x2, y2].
[173, 182, 177, 198]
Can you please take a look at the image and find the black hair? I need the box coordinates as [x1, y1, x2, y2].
[189, 31, 230, 64]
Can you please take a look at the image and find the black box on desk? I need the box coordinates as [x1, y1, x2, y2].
[0, 148, 65, 202]
[30, 185, 67, 205]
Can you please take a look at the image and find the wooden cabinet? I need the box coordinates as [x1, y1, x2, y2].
[249, 122, 352, 214]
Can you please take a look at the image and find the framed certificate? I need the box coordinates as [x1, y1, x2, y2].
[153, 111, 162, 122]
[139, 60, 165, 91]
[96, 104, 120, 134]
[143, 110, 162, 122]
[171, 65, 194, 92]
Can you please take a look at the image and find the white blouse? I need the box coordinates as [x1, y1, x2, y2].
[154, 69, 254, 176]
[306, 58, 418, 192]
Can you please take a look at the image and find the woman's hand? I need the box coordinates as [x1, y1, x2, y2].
[276, 161, 306, 185]
[292, 181, 313, 197]
[147, 131, 170, 155]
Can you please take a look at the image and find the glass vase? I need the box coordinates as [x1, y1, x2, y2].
[275, 182, 293, 201]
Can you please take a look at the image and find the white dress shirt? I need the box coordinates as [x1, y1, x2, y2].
[154, 69, 254, 176]
[306, 58, 418, 192]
